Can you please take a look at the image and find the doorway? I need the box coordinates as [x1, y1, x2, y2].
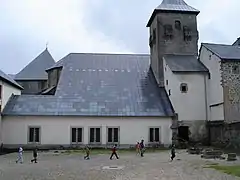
[178, 126, 189, 142]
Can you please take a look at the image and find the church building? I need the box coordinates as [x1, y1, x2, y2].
[1, 0, 240, 149]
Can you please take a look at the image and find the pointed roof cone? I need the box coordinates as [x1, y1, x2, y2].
[15, 48, 55, 80]
[147, 0, 200, 27]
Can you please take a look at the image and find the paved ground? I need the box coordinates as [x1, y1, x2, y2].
[0, 150, 239, 180]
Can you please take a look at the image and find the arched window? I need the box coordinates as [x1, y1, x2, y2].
[175, 20, 181, 30]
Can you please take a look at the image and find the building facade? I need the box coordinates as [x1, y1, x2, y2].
[2, 0, 240, 149]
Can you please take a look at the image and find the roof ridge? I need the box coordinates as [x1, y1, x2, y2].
[70, 53, 150, 56]
[202, 42, 233, 46]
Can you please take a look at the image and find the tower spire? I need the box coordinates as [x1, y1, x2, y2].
[147, 0, 199, 27]
[46, 42, 49, 50]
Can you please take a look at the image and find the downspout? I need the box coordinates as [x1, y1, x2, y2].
[204, 73, 210, 145]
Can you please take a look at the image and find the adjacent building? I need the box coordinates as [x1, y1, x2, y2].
[199, 43, 240, 143]
[0, 69, 23, 145]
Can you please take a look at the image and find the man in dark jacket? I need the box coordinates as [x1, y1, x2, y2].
[140, 139, 145, 157]
[170, 144, 176, 161]
[110, 144, 119, 160]
[31, 147, 38, 163]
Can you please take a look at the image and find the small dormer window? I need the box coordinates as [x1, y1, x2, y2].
[180, 83, 188, 93]
[183, 26, 192, 41]
[175, 20, 181, 30]
[232, 65, 240, 74]
[164, 24, 173, 40]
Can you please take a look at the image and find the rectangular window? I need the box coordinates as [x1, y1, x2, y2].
[164, 24, 173, 40]
[28, 127, 41, 143]
[89, 127, 101, 143]
[71, 127, 83, 143]
[107, 127, 119, 143]
[149, 127, 161, 142]
[183, 26, 192, 41]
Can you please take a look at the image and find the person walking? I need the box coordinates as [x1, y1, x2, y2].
[170, 144, 176, 161]
[136, 142, 140, 156]
[110, 144, 119, 160]
[31, 147, 38, 163]
[16, 147, 24, 164]
[84, 145, 90, 160]
[139, 139, 145, 157]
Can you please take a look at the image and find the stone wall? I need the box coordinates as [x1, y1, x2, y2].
[221, 61, 240, 123]
[179, 120, 207, 142]
[149, 12, 199, 86]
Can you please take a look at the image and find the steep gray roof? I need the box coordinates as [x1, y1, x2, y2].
[147, 0, 200, 27]
[164, 55, 208, 72]
[202, 43, 240, 60]
[14, 48, 55, 80]
[232, 37, 240, 46]
[3, 53, 175, 117]
[0, 69, 23, 89]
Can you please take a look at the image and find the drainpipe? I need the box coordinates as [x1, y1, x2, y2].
[204, 73, 210, 145]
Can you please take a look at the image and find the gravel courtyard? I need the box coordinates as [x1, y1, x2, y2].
[0, 150, 239, 180]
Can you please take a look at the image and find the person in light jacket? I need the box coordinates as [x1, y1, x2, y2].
[16, 147, 23, 164]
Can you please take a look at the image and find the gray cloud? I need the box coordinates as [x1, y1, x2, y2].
[0, 0, 239, 74]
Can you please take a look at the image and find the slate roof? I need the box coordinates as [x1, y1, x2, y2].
[147, 0, 200, 27]
[202, 43, 240, 60]
[0, 69, 23, 89]
[232, 38, 240, 46]
[14, 48, 55, 80]
[3, 53, 175, 117]
[164, 55, 208, 72]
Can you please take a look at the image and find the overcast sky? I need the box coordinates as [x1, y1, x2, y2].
[0, 0, 239, 74]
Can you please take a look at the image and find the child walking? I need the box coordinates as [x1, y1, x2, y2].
[110, 144, 119, 160]
[136, 142, 140, 156]
[170, 144, 176, 161]
[16, 147, 23, 164]
[31, 147, 38, 163]
[84, 145, 90, 160]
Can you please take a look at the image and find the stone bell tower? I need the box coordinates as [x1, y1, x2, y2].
[147, 0, 200, 86]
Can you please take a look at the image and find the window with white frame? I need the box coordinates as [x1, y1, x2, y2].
[89, 127, 101, 143]
[71, 127, 83, 143]
[149, 127, 161, 142]
[107, 127, 119, 143]
[28, 127, 40, 143]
